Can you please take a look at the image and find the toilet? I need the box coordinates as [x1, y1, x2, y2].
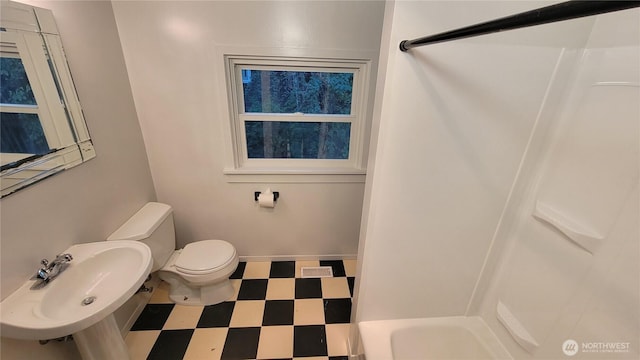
[107, 202, 239, 306]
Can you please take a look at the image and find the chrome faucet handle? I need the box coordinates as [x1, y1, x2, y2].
[41, 259, 49, 267]
[55, 253, 73, 262]
[36, 268, 50, 281]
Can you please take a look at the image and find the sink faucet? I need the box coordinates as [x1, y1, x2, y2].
[35, 253, 73, 284]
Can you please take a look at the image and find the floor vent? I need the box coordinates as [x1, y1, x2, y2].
[301, 266, 333, 278]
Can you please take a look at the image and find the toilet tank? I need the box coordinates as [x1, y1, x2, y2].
[107, 202, 176, 272]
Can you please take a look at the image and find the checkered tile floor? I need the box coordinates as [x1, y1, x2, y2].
[125, 259, 356, 359]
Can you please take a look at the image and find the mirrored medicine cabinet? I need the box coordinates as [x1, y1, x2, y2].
[0, 1, 95, 197]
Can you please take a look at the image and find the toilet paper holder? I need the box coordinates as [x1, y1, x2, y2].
[254, 191, 279, 202]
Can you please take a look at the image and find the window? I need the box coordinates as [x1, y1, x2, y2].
[224, 56, 370, 178]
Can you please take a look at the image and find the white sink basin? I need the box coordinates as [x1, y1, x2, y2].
[0, 240, 152, 340]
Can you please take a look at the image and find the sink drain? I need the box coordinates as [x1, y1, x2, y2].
[81, 296, 96, 306]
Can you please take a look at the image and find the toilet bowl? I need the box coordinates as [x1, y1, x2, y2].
[107, 202, 239, 306]
[158, 240, 239, 305]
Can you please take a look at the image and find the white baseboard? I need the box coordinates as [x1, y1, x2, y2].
[239, 254, 357, 262]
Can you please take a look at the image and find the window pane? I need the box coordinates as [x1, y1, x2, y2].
[1, 112, 50, 154]
[242, 70, 353, 115]
[0, 57, 37, 105]
[245, 121, 350, 159]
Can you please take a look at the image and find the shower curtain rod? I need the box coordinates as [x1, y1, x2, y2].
[399, 0, 640, 52]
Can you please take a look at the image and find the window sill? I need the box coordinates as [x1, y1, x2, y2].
[223, 168, 366, 183]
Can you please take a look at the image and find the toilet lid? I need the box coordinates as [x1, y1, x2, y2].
[174, 240, 236, 274]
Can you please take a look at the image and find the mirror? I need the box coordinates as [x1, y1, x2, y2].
[0, 1, 95, 197]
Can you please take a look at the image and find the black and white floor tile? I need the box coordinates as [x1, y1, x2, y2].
[126, 259, 356, 360]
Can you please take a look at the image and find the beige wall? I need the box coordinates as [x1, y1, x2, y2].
[111, 0, 385, 257]
[1, 1, 155, 358]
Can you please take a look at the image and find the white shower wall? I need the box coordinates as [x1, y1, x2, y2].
[355, 0, 594, 321]
[477, 9, 639, 359]
[354, 1, 639, 358]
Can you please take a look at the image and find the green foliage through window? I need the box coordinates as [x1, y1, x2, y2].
[245, 121, 350, 159]
[242, 70, 353, 115]
[240, 68, 354, 160]
[0, 57, 36, 105]
[1, 57, 49, 154]
[0, 113, 49, 154]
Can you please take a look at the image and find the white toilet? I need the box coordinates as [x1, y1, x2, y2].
[107, 202, 239, 306]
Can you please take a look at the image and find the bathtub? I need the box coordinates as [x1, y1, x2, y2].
[358, 316, 512, 359]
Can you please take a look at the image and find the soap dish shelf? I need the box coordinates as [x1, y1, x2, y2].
[496, 300, 539, 353]
[532, 201, 603, 254]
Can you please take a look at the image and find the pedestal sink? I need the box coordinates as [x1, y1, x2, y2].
[0, 240, 152, 360]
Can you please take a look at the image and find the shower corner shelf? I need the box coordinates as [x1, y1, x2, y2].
[532, 201, 603, 254]
[496, 300, 539, 353]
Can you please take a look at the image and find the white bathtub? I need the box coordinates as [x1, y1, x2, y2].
[358, 316, 512, 359]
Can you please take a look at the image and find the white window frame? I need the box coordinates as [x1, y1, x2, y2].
[222, 54, 372, 183]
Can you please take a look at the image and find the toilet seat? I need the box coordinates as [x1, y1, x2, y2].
[174, 240, 236, 275]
